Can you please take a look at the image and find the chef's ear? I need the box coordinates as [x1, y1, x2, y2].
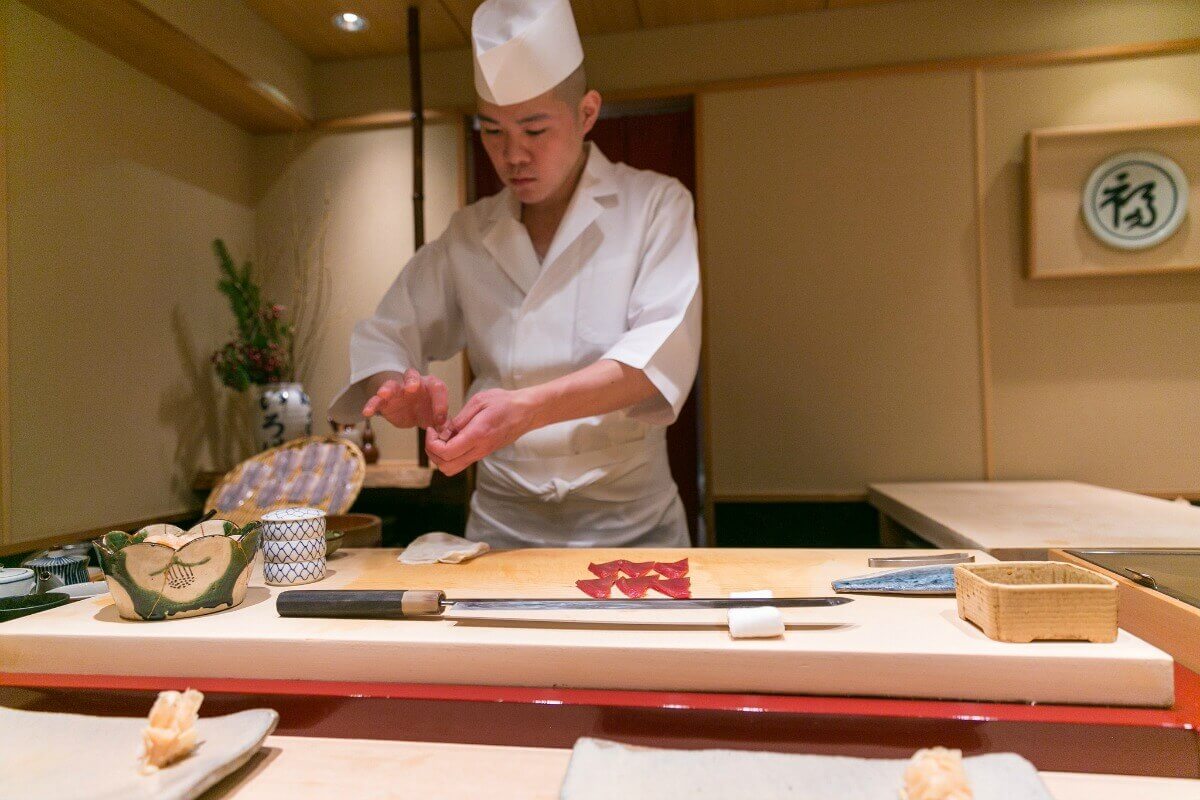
[578, 89, 601, 136]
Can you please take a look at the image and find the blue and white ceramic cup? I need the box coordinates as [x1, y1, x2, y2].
[261, 507, 326, 586]
[262, 537, 326, 565]
[261, 507, 327, 542]
[263, 558, 327, 586]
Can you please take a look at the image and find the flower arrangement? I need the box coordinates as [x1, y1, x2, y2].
[211, 239, 294, 391]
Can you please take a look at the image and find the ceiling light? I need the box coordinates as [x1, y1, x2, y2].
[333, 12, 369, 32]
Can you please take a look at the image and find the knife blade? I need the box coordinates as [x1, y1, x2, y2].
[867, 552, 974, 567]
[276, 589, 852, 620]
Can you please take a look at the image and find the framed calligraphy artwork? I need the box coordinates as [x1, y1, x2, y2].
[1026, 118, 1199, 278]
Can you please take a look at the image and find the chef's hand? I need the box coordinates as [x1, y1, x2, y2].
[424, 388, 538, 476]
[362, 369, 450, 431]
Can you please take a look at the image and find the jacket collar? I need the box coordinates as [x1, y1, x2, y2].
[482, 143, 618, 295]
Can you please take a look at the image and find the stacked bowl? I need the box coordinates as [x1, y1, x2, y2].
[261, 507, 327, 586]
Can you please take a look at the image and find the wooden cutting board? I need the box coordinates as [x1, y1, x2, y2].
[350, 548, 885, 625]
[349, 547, 868, 597]
[0, 549, 1175, 707]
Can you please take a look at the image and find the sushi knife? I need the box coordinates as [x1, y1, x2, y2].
[867, 552, 974, 567]
[276, 589, 852, 620]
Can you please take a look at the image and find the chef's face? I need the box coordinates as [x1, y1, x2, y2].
[477, 84, 601, 206]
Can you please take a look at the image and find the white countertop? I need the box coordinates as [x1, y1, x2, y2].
[869, 481, 1200, 557]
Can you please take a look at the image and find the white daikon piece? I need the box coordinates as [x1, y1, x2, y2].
[728, 589, 784, 639]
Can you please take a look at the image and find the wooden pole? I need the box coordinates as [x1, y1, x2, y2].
[408, 4, 425, 249]
[407, 4, 429, 467]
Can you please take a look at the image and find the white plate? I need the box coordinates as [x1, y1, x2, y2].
[560, 738, 1054, 800]
[0, 705, 278, 800]
[48, 581, 111, 600]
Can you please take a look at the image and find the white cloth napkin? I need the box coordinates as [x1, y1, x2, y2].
[398, 532, 490, 565]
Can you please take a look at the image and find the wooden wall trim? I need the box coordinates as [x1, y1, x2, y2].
[8, 4, 1197, 139]
[971, 70, 994, 480]
[315, 38, 1200, 134]
[20, 0, 309, 134]
[1024, 107, 1039, 284]
[712, 492, 870, 504]
[712, 489, 1200, 504]
[455, 115, 469, 210]
[606, 36, 1200, 103]
[1030, 116, 1200, 139]
[315, 109, 460, 132]
[694, 93, 716, 547]
[977, 36, 1200, 72]
[454, 114, 477, 499]
[1140, 490, 1200, 502]
[0, 10, 9, 548]
[0, 509, 199, 558]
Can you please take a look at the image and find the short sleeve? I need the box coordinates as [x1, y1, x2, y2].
[601, 181, 702, 425]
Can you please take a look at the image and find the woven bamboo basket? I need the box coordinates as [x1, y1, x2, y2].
[204, 437, 367, 527]
[954, 561, 1118, 643]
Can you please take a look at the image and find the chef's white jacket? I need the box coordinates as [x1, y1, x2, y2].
[330, 144, 701, 548]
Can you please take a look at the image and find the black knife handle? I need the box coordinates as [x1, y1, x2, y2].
[276, 589, 445, 619]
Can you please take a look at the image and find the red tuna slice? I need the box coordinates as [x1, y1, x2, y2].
[587, 560, 624, 579]
[619, 560, 656, 578]
[615, 576, 655, 598]
[650, 577, 692, 599]
[653, 558, 689, 579]
[576, 577, 616, 599]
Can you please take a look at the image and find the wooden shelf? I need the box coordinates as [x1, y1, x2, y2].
[23, 0, 309, 133]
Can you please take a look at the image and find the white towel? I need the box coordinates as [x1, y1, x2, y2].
[398, 532, 490, 565]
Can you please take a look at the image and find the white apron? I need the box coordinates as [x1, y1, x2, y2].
[330, 144, 701, 548]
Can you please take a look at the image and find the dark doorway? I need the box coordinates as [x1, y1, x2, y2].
[467, 99, 705, 545]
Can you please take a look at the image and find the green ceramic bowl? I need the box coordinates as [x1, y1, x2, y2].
[0, 592, 69, 623]
[324, 530, 345, 556]
[95, 520, 262, 621]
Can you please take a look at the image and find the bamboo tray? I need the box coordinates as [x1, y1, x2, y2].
[955, 562, 1118, 643]
[204, 437, 366, 527]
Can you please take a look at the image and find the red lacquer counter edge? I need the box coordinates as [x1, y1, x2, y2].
[3, 662, 1196, 731]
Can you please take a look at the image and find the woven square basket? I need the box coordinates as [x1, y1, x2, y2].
[955, 562, 1118, 643]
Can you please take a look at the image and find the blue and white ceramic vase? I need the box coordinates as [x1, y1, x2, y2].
[255, 382, 312, 451]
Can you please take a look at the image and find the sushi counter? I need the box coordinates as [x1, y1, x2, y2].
[135, 735, 1200, 799]
[2, 547, 1198, 781]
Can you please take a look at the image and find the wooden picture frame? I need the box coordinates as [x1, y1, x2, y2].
[1026, 118, 1200, 279]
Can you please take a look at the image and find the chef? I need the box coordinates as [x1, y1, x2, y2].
[329, 0, 701, 549]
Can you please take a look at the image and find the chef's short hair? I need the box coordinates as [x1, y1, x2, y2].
[553, 64, 588, 107]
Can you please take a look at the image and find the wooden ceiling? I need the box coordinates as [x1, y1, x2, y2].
[244, 0, 908, 60]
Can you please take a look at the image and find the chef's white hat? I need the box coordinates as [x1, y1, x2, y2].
[472, 0, 584, 106]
